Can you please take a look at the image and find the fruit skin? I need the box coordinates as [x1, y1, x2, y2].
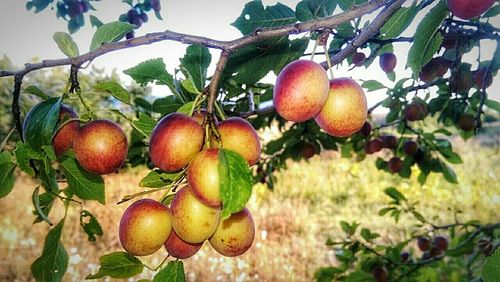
[216, 117, 261, 165]
[432, 235, 449, 251]
[352, 52, 366, 66]
[388, 157, 403, 173]
[119, 199, 172, 256]
[314, 78, 367, 137]
[209, 208, 255, 257]
[379, 53, 397, 73]
[170, 186, 221, 244]
[417, 237, 431, 251]
[301, 143, 316, 159]
[474, 68, 493, 89]
[73, 119, 128, 175]
[187, 149, 221, 207]
[420, 57, 450, 83]
[447, 0, 495, 20]
[457, 114, 475, 131]
[359, 122, 372, 137]
[400, 251, 410, 262]
[372, 266, 388, 282]
[164, 230, 203, 259]
[149, 113, 204, 172]
[52, 104, 79, 156]
[273, 60, 330, 122]
[403, 140, 418, 156]
[404, 103, 425, 121]
[381, 135, 397, 149]
[365, 138, 383, 154]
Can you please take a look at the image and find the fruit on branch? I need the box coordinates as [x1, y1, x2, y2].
[446, 0, 496, 20]
[52, 104, 79, 156]
[300, 143, 317, 159]
[403, 140, 418, 156]
[457, 114, 475, 131]
[359, 122, 372, 137]
[119, 199, 172, 256]
[474, 68, 493, 89]
[170, 186, 221, 243]
[429, 246, 442, 257]
[388, 157, 403, 173]
[450, 70, 474, 94]
[187, 149, 222, 207]
[164, 230, 203, 259]
[209, 208, 255, 257]
[404, 102, 426, 121]
[364, 138, 383, 154]
[417, 237, 431, 251]
[216, 117, 261, 165]
[381, 135, 397, 149]
[420, 57, 451, 83]
[372, 266, 388, 282]
[352, 52, 366, 66]
[379, 53, 397, 73]
[273, 60, 329, 122]
[73, 119, 128, 175]
[432, 235, 449, 251]
[149, 113, 204, 172]
[314, 78, 367, 137]
[400, 251, 410, 262]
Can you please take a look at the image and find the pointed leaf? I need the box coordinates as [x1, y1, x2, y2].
[139, 170, 181, 188]
[31, 220, 68, 282]
[22, 97, 62, 151]
[61, 155, 105, 204]
[180, 45, 211, 91]
[32, 186, 53, 225]
[89, 15, 104, 28]
[24, 85, 50, 100]
[53, 32, 79, 58]
[90, 21, 134, 51]
[153, 261, 186, 282]
[94, 81, 130, 104]
[380, 3, 417, 39]
[232, 1, 296, 35]
[384, 187, 406, 202]
[295, 0, 336, 22]
[0, 152, 16, 198]
[482, 248, 500, 282]
[124, 58, 174, 90]
[86, 252, 143, 279]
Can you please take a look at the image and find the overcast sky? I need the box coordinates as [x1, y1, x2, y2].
[0, 0, 498, 110]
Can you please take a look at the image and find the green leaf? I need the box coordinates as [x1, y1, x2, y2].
[153, 261, 186, 282]
[361, 80, 385, 92]
[218, 149, 253, 219]
[339, 220, 352, 234]
[485, 99, 500, 113]
[337, 0, 369, 11]
[89, 15, 104, 28]
[231, 0, 296, 35]
[124, 58, 175, 90]
[482, 248, 500, 282]
[441, 163, 458, 184]
[22, 97, 62, 151]
[180, 45, 211, 91]
[407, 1, 448, 76]
[86, 252, 143, 279]
[314, 266, 345, 282]
[53, 32, 79, 58]
[61, 155, 105, 204]
[94, 81, 130, 104]
[31, 220, 68, 282]
[24, 85, 50, 100]
[345, 270, 374, 282]
[379, 207, 395, 216]
[152, 96, 182, 115]
[89, 21, 134, 51]
[483, 5, 500, 17]
[139, 170, 180, 188]
[15, 142, 43, 176]
[380, 3, 417, 39]
[32, 186, 53, 225]
[0, 152, 16, 198]
[80, 210, 103, 242]
[295, 0, 336, 22]
[132, 113, 157, 138]
[176, 101, 195, 115]
[360, 228, 379, 241]
[384, 187, 406, 202]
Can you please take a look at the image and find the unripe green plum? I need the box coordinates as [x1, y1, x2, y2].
[119, 199, 172, 256]
[209, 208, 255, 257]
[170, 186, 221, 244]
[314, 78, 367, 137]
[52, 104, 79, 156]
[187, 149, 221, 207]
[149, 113, 204, 172]
[164, 230, 203, 259]
[273, 60, 330, 122]
[216, 117, 261, 165]
[73, 119, 128, 175]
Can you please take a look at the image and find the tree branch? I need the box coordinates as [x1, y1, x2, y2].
[207, 51, 230, 114]
[12, 75, 24, 142]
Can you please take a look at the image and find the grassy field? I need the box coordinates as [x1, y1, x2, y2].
[0, 138, 499, 281]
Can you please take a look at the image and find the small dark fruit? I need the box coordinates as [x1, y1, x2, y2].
[352, 52, 366, 66]
[403, 140, 418, 156]
[379, 53, 397, 73]
[372, 266, 388, 282]
[457, 114, 475, 132]
[381, 135, 397, 149]
[417, 237, 431, 251]
[359, 122, 372, 137]
[388, 157, 403, 173]
[432, 235, 448, 251]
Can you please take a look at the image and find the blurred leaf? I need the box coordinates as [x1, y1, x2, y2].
[53, 32, 79, 58]
[379, 207, 395, 216]
[0, 151, 16, 199]
[407, 1, 448, 76]
[218, 149, 253, 219]
[31, 220, 68, 282]
[80, 210, 103, 242]
[180, 45, 211, 91]
[231, 1, 296, 35]
[384, 187, 406, 202]
[94, 81, 130, 104]
[139, 170, 180, 188]
[89, 21, 134, 51]
[132, 113, 157, 138]
[153, 261, 186, 282]
[23, 97, 61, 151]
[24, 85, 50, 100]
[14, 142, 43, 176]
[61, 155, 105, 204]
[337, 0, 368, 11]
[360, 228, 379, 241]
[345, 270, 375, 282]
[485, 99, 500, 113]
[483, 5, 500, 17]
[86, 252, 143, 279]
[26, 0, 52, 13]
[482, 249, 500, 282]
[176, 101, 195, 115]
[380, 2, 417, 39]
[295, 0, 336, 22]
[412, 211, 426, 223]
[89, 15, 104, 28]
[361, 80, 385, 92]
[441, 163, 458, 184]
[314, 266, 345, 282]
[152, 96, 182, 115]
[32, 186, 53, 225]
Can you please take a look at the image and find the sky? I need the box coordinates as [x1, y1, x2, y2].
[0, 0, 499, 112]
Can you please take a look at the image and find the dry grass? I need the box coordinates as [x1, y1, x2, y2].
[0, 139, 499, 282]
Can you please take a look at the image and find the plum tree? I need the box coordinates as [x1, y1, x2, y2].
[52, 104, 79, 156]
[73, 119, 128, 175]
[209, 208, 255, 257]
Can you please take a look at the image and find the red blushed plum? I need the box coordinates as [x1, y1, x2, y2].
[314, 78, 367, 137]
[119, 199, 172, 256]
[187, 149, 221, 207]
[52, 104, 79, 156]
[447, 0, 495, 20]
[164, 230, 203, 259]
[73, 119, 128, 175]
[273, 60, 330, 122]
[209, 208, 255, 257]
[149, 113, 204, 172]
[170, 186, 221, 244]
[216, 117, 261, 165]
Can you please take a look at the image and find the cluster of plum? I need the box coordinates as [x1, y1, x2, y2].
[120, 111, 261, 258]
[273, 60, 367, 138]
[119, 0, 161, 39]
